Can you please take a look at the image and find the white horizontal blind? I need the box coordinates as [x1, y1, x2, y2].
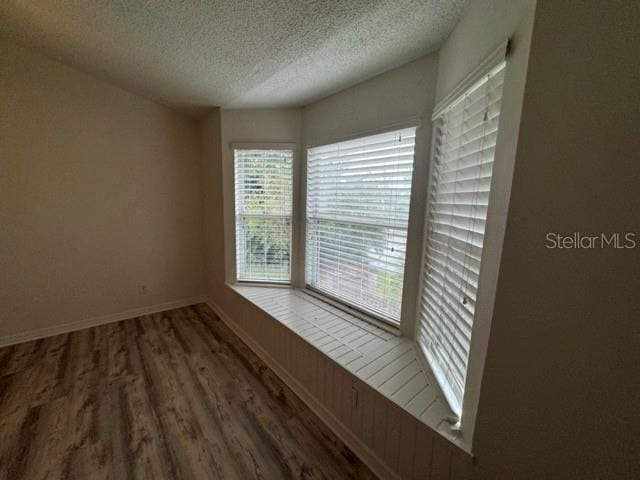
[306, 127, 416, 324]
[417, 62, 506, 415]
[235, 149, 293, 283]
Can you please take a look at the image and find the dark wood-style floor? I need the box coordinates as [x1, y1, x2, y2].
[0, 304, 376, 480]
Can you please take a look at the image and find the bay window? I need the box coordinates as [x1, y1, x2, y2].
[229, 45, 510, 431]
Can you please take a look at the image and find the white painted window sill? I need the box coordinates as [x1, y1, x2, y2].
[229, 283, 470, 453]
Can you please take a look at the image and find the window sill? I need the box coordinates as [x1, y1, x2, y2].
[228, 283, 471, 454]
[236, 280, 291, 288]
[302, 286, 402, 336]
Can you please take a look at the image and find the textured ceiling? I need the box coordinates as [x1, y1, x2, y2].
[0, 0, 467, 115]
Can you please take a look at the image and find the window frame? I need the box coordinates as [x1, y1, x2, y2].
[302, 126, 420, 328]
[414, 41, 511, 439]
[295, 120, 428, 334]
[231, 143, 298, 287]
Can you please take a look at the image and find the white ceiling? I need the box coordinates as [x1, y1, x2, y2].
[0, 0, 467, 115]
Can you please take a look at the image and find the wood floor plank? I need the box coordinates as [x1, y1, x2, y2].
[0, 303, 376, 480]
[108, 374, 182, 480]
[182, 310, 347, 479]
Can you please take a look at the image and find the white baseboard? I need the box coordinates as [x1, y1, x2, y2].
[205, 297, 399, 480]
[0, 295, 207, 348]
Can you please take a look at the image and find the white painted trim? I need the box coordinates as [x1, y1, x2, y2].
[205, 297, 400, 480]
[398, 120, 432, 337]
[293, 143, 307, 289]
[413, 120, 439, 344]
[302, 286, 401, 336]
[233, 281, 292, 289]
[231, 142, 297, 151]
[290, 140, 304, 289]
[0, 296, 207, 348]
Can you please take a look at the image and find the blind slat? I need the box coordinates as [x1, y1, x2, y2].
[417, 62, 506, 416]
[306, 127, 416, 324]
[235, 149, 293, 283]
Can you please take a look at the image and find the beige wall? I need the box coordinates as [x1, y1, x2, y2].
[199, 108, 226, 307]
[473, 1, 639, 478]
[0, 40, 206, 340]
[302, 53, 439, 148]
